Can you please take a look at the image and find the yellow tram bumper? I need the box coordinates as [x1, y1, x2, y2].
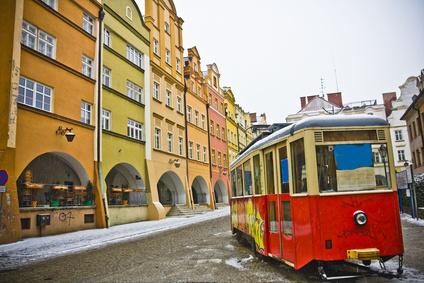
[347, 248, 380, 260]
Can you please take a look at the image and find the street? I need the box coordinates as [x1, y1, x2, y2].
[1, 212, 423, 282]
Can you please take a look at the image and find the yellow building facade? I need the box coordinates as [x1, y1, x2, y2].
[101, 0, 151, 226]
[224, 87, 239, 164]
[144, 0, 189, 217]
[184, 47, 214, 209]
[0, 0, 105, 244]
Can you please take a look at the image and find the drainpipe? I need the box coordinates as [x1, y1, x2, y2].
[183, 79, 192, 208]
[206, 103, 216, 209]
[97, 8, 108, 227]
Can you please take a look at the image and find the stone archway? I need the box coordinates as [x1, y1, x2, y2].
[191, 176, 209, 205]
[105, 163, 146, 205]
[157, 171, 185, 206]
[214, 179, 228, 204]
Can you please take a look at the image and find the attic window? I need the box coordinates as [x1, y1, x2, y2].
[126, 6, 132, 20]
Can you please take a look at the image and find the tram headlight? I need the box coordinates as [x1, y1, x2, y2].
[353, 210, 368, 226]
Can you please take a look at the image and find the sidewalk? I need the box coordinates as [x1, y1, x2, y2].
[0, 206, 230, 272]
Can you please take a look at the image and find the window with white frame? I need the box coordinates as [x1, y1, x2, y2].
[82, 55, 93, 78]
[215, 98, 218, 109]
[104, 28, 111, 47]
[154, 128, 161, 149]
[198, 86, 201, 97]
[224, 154, 227, 168]
[18, 76, 52, 112]
[102, 109, 111, 130]
[167, 132, 173, 153]
[187, 106, 192, 122]
[102, 66, 111, 87]
[41, 0, 55, 9]
[83, 13, 94, 35]
[127, 119, 143, 140]
[211, 149, 216, 165]
[210, 120, 214, 134]
[165, 49, 171, 65]
[178, 137, 183, 156]
[153, 81, 160, 100]
[164, 22, 170, 33]
[222, 127, 225, 140]
[127, 44, 144, 68]
[176, 58, 180, 72]
[189, 142, 193, 159]
[216, 124, 220, 137]
[203, 147, 207, 162]
[191, 82, 194, 91]
[81, 101, 92, 124]
[166, 89, 172, 106]
[196, 144, 200, 161]
[201, 115, 205, 130]
[218, 152, 221, 166]
[209, 94, 212, 104]
[126, 6, 132, 20]
[127, 81, 143, 103]
[398, 150, 405, 161]
[395, 130, 403, 141]
[177, 96, 182, 112]
[195, 111, 199, 126]
[153, 39, 159, 55]
[21, 21, 55, 59]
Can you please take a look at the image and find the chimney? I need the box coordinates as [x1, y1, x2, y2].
[300, 97, 306, 109]
[307, 95, 319, 103]
[382, 92, 397, 118]
[250, 113, 257, 123]
[327, 92, 343, 107]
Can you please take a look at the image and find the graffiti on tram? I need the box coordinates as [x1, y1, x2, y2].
[232, 200, 265, 252]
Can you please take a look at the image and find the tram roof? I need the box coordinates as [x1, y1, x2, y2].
[232, 115, 388, 166]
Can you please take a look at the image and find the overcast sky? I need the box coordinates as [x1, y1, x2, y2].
[138, 0, 424, 123]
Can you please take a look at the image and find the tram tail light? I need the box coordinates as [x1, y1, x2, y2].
[353, 210, 368, 226]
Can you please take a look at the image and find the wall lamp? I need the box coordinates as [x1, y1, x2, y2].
[169, 158, 181, 168]
[56, 126, 75, 142]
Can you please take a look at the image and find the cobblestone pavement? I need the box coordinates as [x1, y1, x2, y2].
[1, 214, 423, 282]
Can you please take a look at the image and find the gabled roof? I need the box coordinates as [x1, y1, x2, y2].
[298, 96, 342, 113]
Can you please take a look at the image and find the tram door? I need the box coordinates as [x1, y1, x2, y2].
[278, 146, 295, 264]
[265, 150, 281, 258]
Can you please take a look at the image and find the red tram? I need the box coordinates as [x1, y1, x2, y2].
[229, 115, 404, 279]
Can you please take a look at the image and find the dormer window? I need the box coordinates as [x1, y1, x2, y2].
[164, 22, 170, 33]
[126, 6, 132, 20]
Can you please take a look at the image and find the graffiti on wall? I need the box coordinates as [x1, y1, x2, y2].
[232, 200, 265, 252]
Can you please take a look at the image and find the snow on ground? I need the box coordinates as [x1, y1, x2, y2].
[225, 255, 254, 271]
[0, 206, 230, 271]
[400, 212, 424, 226]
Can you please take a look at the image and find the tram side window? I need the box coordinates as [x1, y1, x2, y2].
[265, 152, 275, 194]
[236, 165, 243, 196]
[253, 155, 262, 195]
[291, 138, 307, 194]
[278, 147, 289, 194]
[268, 201, 277, 232]
[282, 201, 292, 236]
[243, 160, 252, 196]
[230, 169, 237, 197]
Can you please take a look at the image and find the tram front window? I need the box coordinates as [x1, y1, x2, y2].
[316, 143, 391, 193]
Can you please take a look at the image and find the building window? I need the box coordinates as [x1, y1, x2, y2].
[203, 146, 207, 162]
[166, 89, 172, 106]
[127, 44, 144, 68]
[153, 39, 159, 55]
[218, 152, 221, 166]
[104, 28, 111, 47]
[102, 109, 111, 130]
[176, 58, 180, 72]
[81, 101, 92, 124]
[209, 94, 212, 105]
[191, 82, 194, 91]
[194, 63, 197, 72]
[189, 142, 193, 159]
[211, 149, 216, 165]
[165, 49, 171, 65]
[127, 119, 143, 140]
[215, 98, 218, 109]
[167, 133, 173, 153]
[210, 121, 214, 134]
[187, 106, 192, 122]
[21, 21, 55, 59]
[196, 144, 201, 161]
[83, 13, 94, 35]
[223, 154, 227, 168]
[18, 77, 52, 112]
[213, 76, 217, 87]
[82, 55, 93, 78]
[398, 150, 405, 161]
[201, 115, 205, 130]
[195, 111, 199, 126]
[216, 124, 220, 137]
[153, 82, 160, 100]
[41, 0, 55, 9]
[164, 22, 170, 33]
[395, 130, 403, 141]
[102, 66, 111, 87]
[222, 127, 225, 140]
[126, 6, 132, 20]
[177, 96, 182, 112]
[198, 86, 201, 97]
[127, 81, 143, 103]
[154, 128, 161, 149]
[179, 137, 183, 156]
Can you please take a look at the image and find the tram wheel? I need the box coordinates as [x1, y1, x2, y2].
[363, 260, 371, 266]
